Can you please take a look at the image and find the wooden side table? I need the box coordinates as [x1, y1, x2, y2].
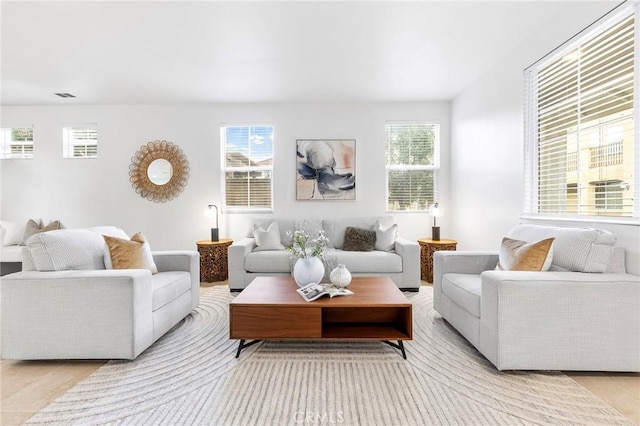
[196, 239, 233, 282]
[418, 238, 457, 283]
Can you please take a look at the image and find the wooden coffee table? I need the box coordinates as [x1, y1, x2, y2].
[229, 276, 412, 358]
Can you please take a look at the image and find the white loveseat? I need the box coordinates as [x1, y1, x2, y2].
[228, 216, 420, 291]
[434, 224, 640, 372]
[1, 227, 200, 360]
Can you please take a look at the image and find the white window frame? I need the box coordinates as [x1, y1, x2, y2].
[523, 3, 639, 224]
[0, 126, 34, 159]
[220, 124, 274, 213]
[63, 125, 98, 159]
[385, 121, 440, 212]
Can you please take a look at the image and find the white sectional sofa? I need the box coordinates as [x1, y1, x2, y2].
[228, 216, 420, 291]
[434, 224, 640, 372]
[1, 226, 200, 360]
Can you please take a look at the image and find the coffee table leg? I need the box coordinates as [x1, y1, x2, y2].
[381, 340, 407, 359]
[235, 339, 262, 358]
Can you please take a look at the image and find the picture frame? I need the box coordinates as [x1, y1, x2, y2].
[296, 139, 356, 200]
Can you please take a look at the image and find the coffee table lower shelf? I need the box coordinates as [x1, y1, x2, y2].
[234, 339, 408, 359]
[231, 316, 412, 359]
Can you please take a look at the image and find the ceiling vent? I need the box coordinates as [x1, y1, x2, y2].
[54, 93, 76, 98]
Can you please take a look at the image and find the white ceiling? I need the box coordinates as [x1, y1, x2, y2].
[1, 1, 595, 105]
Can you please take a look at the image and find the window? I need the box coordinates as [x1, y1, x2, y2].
[385, 122, 439, 211]
[63, 125, 98, 158]
[221, 125, 274, 211]
[1, 127, 34, 159]
[524, 4, 637, 220]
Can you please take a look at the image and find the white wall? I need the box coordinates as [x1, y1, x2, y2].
[1, 102, 451, 250]
[451, 2, 640, 275]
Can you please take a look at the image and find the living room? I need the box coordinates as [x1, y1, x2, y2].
[1, 1, 639, 425]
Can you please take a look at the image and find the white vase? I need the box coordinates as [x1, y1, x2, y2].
[293, 256, 325, 287]
[330, 264, 352, 288]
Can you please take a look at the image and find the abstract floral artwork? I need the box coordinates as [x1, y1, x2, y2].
[296, 139, 356, 200]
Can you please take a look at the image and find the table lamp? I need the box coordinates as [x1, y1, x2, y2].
[428, 202, 442, 241]
[206, 204, 219, 242]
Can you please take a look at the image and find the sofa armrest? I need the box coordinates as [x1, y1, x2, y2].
[394, 237, 420, 287]
[228, 238, 256, 289]
[153, 250, 200, 309]
[434, 251, 499, 276]
[479, 271, 640, 371]
[1, 270, 154, 359]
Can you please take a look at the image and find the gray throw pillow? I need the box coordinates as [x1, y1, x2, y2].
[343, 226, 376, 251]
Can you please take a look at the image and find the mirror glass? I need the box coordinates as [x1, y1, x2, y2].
[147, 158, 173, 185]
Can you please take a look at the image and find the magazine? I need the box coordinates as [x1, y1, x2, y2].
[296, 283, 353, 302]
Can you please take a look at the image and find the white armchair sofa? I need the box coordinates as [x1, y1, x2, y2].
[1, 227, 200, 360]
[434, 224, 640, 372]
[229, 216, 420, 291]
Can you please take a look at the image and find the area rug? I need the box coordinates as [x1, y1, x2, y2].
[28, 286, 632, 425]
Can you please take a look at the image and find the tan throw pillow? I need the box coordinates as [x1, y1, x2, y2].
[496, 237, 555, 271]
[103, 232, 158, 273]
[22, 219, 61, 244]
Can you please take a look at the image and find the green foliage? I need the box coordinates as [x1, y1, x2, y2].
[286, 229, 329, 259]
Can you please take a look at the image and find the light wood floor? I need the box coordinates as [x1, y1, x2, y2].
[1, 282, 638, 425]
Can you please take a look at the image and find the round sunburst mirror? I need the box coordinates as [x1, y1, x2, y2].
[129, 140, 190, 203]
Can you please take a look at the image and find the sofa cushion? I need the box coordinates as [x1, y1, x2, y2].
[375, 221, 397, 251]
[334, 249, 402, 273]
[152, 271, 191, 311]
[496, 237, 554, 271]
[323, 216, 394, 249]
[343, 227, 376, 251]
[441, 273, 482, 318]
[245, 250, 292, 273]
[27, 229, 108, 271]
[0, 245, 22, 263]
[508, 224, 615, 273]
[253, 222, 285, 251]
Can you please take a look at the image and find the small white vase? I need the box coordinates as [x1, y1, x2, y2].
[293, 256, 325, 287]
[330, 264, 352, 288]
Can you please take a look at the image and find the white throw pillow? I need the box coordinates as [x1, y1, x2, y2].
[253, 222, 285, 251]
[0, 220, 26, 246]
[374, 220, 397, 251]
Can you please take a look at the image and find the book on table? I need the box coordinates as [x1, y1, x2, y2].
[296, 283, 353, 302]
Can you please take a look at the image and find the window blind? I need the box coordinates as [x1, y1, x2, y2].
[222, 125, 274, 211]
[63, 125, 98, 158]
[385, 122, 439, 211]
[0, 127, 34, 159]
[524, 5, 637, 219]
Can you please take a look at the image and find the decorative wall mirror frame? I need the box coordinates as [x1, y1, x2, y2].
[129, 140, 190, 203]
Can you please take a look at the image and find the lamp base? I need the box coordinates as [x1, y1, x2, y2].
[211, 228, 219, 242]
[432, 226, 440, 241]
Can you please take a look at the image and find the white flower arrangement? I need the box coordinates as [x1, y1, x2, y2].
[286, 229, 329, 259]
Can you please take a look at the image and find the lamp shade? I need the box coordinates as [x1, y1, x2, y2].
[428, 202, 442, 218]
